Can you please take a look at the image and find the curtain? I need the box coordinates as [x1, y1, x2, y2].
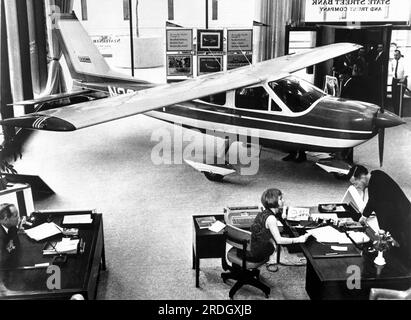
[43, 0, 73, 96]
[27, 0, 48, 95]
[257, 0, 304, 62]
[4, 0, 33, 115]
[0, 0, 14, 139]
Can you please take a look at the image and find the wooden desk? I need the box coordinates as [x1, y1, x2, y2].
[192, 215, 227, 288]
[285, 207, 411, 300]
[0, 212, 106, 300]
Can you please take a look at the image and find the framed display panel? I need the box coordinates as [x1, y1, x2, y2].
[167, 54, 193, 77]
[166, 29, 193, 52]
[227, 29, 253, 52]
[227, 54, 252, 70]
[198, 55, 223, 75]
[197, 29, 224, 52]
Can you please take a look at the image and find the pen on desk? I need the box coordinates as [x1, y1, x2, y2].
[19, 263, 50, 270]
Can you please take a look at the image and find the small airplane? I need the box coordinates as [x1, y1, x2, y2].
[0, 13, 405, 182]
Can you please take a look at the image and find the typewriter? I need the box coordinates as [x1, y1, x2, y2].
[224, 206, 262, 230]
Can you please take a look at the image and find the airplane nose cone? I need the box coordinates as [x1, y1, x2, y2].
[375, 110, 406, 129]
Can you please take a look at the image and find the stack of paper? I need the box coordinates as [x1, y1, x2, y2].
[62, 214, 93, 225]
[208, 221, 226, 233]
[196, 216, 216, 229]
[307, 226, 352, 244]
[347, 231, 370, 244]
[43, 238, 79, 255]
[25, 222, 62, 241]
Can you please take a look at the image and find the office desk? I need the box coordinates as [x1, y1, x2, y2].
[192, 215, 228, 288]
[285, 207, 411, 300]
[0, 212, 106, 300]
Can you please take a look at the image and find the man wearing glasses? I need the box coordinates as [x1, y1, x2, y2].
[348, 166, 411, 264]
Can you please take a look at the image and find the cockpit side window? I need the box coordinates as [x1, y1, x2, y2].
[199, 93, 226, 105]
[235, 86, 269, 111]
[268, 77, 325, 113]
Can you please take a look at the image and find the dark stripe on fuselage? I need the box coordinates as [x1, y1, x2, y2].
[159, 103, 374, 141]
[144, 115, 355, 153]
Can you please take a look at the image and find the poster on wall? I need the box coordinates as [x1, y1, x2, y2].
[198, 56, 223, 75]
[227, 54, 252, 70]
[197, 30, 224, 52]
[227, 30, 253, 52]
[166, 29, 193, 52]
[167, 55, 193, 77]
[305, 0, 410, 23]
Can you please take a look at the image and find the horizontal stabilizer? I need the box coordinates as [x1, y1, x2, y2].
[8, 90, 95, 107]
[316, 160, 351, 175]
[184, 159, 236, 176]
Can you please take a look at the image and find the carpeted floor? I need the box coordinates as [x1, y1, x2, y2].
[12, 114, 411, 300]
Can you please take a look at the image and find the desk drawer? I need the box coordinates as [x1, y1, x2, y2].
[195, 234, 226, 259]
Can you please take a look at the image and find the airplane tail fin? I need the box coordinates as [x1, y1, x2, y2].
[54, 12, 128, 82]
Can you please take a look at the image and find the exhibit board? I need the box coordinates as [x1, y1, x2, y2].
[166, 28, 254, 81]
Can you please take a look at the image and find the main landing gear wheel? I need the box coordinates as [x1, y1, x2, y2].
[204, 172, 225, 182]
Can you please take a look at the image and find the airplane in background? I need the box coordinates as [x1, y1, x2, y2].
[0, 13, 405, 182]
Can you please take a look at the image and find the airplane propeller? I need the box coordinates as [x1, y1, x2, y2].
[375, 108, 405, 167]
[378, 127, 385, 167]
[378, 95, 385, 167]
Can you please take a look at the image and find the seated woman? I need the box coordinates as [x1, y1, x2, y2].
[249, 188, 310, 272]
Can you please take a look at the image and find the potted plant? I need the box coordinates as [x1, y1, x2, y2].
[373, 230, 399, 266]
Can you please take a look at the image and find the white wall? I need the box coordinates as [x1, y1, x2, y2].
[73, 0, 255, 37]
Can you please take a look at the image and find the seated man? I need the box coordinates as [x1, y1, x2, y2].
[0, 204, 21, 255]
[248, 189, 310, 272]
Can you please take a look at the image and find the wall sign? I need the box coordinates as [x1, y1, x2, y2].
[198, 56, 223, 75]
[166, 29, 193, 52]
[197, 29, 224, 52]
[167, 54, 193, 77]
[305, 0, 410, 23]
[227, 30, 253, 52]
[227, 54, 252, 70]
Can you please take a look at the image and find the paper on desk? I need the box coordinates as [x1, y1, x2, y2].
[55, 238, 79, 253]
[347, 231, 370, 244]
[331, 246, 348, 252]
[307, 226, 351, 244]
[43, 238, 79, 255]
[209, 221, 226, 233]
[62, 214, 93, 225]
[25, 222, 62, 241]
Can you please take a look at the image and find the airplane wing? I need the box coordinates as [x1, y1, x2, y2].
[0, 43, 361, 131]
[7, 90, 96, 107]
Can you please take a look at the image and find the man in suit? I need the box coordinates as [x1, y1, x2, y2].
[369, 44, 386, 105]
[0, 204, 21, 255]
[348, 166, 411, 264]
[390, 50, 408, 116]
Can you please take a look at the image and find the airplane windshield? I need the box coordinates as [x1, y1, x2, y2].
[268, 76, 325, 113]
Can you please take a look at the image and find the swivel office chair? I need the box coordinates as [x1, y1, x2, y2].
[221, 224, 270, 299]
[370, 287, 411, 300]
